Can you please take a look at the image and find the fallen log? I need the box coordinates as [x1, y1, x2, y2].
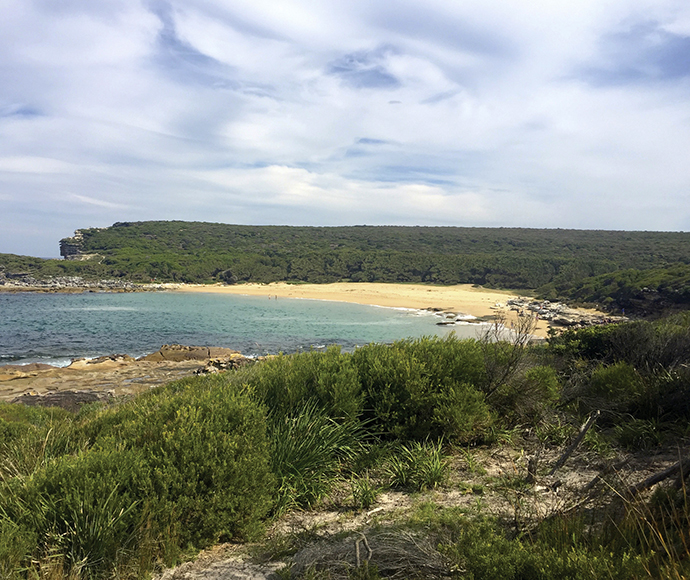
[627, 456, 690, 497]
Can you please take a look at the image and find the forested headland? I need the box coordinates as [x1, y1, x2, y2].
[2, 221, 690, 315]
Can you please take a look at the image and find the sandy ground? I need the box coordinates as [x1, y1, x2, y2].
[174, 282, 553, 337]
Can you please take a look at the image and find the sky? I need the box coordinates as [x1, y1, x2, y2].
[2, 0, 690, 256]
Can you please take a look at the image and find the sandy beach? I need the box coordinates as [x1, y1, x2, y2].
[174, 282, 554, 338]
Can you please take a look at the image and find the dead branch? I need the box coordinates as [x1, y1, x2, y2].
[548, 410, 600, 476]
[481, 313, 537, 399]
[290, 530, 458, 579]
[583, 457, 630, 492]
[627, 456, 690, 497]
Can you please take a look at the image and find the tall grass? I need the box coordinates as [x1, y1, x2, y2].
[269, 402, 363, 512]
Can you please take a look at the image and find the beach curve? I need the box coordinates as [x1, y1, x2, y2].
[172, 282, 555, 338]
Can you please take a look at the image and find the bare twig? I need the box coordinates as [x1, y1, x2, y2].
[481, 313, 537, 399]
[583, 457, 630, 492]
[549, 410, 600, 476]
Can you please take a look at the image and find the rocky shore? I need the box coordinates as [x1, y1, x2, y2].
[503, 297, 627, 328]
[0, 344, 254, 411]
[0, 272, 169, 292]
[427, 297, 626, 332]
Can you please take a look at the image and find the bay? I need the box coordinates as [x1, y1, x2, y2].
[0, 291, 486, 366]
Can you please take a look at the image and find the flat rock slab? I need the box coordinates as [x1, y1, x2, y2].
[1, 345, 251, 410]
[12, 390, 114, 413]
[139, 345, 241, 362]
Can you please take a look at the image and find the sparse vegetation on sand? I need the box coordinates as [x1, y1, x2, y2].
[2, 316, 690, 578]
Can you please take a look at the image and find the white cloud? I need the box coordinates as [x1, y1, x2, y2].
[0, 156, 77, 174]
[71, 194, 134, 210]
[1, 0, 690, 255]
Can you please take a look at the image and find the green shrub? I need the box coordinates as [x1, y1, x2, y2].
[353, 338, 491, 442]
[269, 402, 363, 512]
[589, 362, 644, 402]
[1, 448, 143, 578]
[442, 518, 649, 580]
[613, 418, 665, 450]
[405, 505, 650, 580]
[386, 440, 448, 492]
[0, 518, 36, 579]
[489, 365, 561, 425]
[89, 379, 276, 546]
[395, 335, 485, 388]
[350, 474, 380, 510]
[247, 347, 362, 421]
[0, 379, 275, 578]
[431, 381, 494, 442]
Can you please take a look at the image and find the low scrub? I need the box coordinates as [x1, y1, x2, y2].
[352, 337, 491, 443]
[0, 380, 275, 578]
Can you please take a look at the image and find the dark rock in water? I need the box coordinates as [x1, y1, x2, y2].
[12, 390, 114, 412]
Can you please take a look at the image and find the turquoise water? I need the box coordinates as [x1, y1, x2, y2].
[0, 291, 487, 366]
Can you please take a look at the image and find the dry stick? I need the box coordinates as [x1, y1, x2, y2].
[548, 410, 600, 476]
[583, 457, 630, 492]
[627, 457, 690, 497]
[355, 532, 372, 568]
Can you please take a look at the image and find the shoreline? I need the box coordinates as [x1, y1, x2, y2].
[173, 282, 556, 338]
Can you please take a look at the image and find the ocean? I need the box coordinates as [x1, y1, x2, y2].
[0, 291, 488, 367]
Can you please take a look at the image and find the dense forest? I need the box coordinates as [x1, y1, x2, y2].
[2, 221, 690, 314]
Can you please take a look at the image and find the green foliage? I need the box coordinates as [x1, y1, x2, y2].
[406, 505, 650, 580]
[460, 448, 486, 475]
[554, 317, 690, 436]
[0, 380, 274, 578]
[0, 518, 36, 579]
[613, 418, 665, 450]
[0, 406, 78, 482]
[246, 347, 362, 421]
[85, 378, 275, 546]
[385, 440, 449, 492]
[589, 361, 644, 403]
[269, 402, 363, 512]
[350, 474, 380, 510]
[489, 365, 561, 425]
[353, 337, 491, 443]
[549, 264, 690, 315]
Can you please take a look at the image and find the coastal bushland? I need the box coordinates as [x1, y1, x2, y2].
[5, 221, 690, 314]
[2, 321, 690, 578]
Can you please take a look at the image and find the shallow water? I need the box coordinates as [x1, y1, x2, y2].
[0, 291, 487, 366]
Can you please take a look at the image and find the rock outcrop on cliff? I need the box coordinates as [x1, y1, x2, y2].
[59, 228, 106, 260]
[59, 234, 83, 259]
